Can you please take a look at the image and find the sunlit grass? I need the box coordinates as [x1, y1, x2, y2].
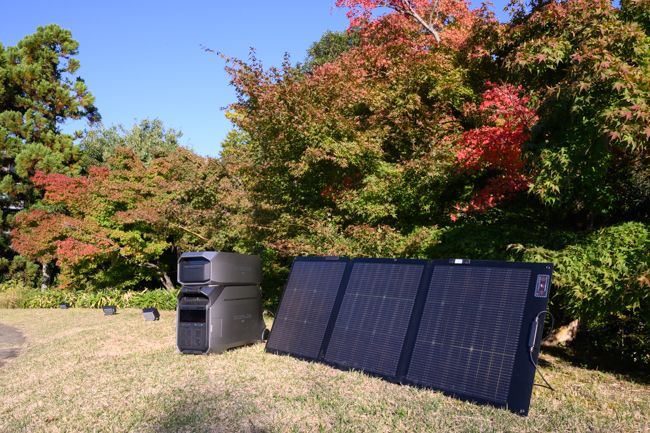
[0, 309, 648, 432]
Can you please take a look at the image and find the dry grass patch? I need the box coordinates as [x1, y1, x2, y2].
[0, 309, 648, 432]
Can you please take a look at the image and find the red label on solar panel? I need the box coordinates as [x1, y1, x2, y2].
[534, 275, 550, 298]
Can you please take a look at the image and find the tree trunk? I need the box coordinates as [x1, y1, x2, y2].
[40, 262, 51, 292]
[142, 262, 175, 291]
[160, 271, 175, 291]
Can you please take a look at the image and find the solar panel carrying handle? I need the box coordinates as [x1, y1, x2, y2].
[527, 316, 539, 350]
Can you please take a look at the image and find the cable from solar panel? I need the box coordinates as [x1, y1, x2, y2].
[529, 310, 555, 391]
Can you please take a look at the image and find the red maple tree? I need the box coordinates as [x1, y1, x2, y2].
[452, 83, 538, 219]
[336, 0, 475, 48]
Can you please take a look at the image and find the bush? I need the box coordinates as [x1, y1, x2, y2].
[0, 256, 40, 287]
[0, 281, 32, 308]
[518, 221, 650, 366]
[20, 289, 70, 309]
[126, 289, 179, 311]
[13, 288, 179, 311]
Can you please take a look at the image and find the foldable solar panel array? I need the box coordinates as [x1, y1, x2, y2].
[266, 257, 553, 415]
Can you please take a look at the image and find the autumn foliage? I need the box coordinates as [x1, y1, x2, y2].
[214, 0, 650, 364]
[336, 0, 476, 48]
[453, 83, 538, 217]
[4, 0, 650, 364]
[12, 148, 241, 290]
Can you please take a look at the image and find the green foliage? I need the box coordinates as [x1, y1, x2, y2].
[19, 288, 71, 308]
[126, 288, 179, 310]
[621, 0, 650, 34]
[0, 255, 39, 286]
[517, 222, 650, 366]
[79, 119, 181, 167]
[0, 281, 32, 308]
[0, 24, 99, 259]
[429, 209, 574, 260]
[303, 30, 360, 71]
[519, 222, 650, 324]
[259, 247, 290, 312]
[501, 0, 650, 223]
[57, 255, 164, 292]
[15, 287, 179, 310]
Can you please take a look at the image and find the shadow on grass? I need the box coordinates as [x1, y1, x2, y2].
[536, 357, 553, 369]
[146, 390, 269, 433]
[0, 323, 25, 368]
[0, 348, 21, 368]
[540, 343, 650, 386]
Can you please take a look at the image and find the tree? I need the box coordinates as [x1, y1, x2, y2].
[335, 0, 475, 46]
[79, 118, 181, 167]
[0, 25, 99, 286]
[221, 2, 479, 265]
[302, 30, 360, 72]
[499, 0, 650, 226]
[12, 147, 236, 291]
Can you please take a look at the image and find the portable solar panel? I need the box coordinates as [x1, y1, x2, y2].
[324, 259, 427, 377]
[266, 257, 349, 360]
[266, 257, 552, 415]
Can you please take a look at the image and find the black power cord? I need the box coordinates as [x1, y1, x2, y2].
[528, 310, 555, 391]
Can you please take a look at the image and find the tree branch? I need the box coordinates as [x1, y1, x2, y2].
[396, 0, 442, 43]
[172, 223, 210, 242]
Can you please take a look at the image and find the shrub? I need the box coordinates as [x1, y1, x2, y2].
[0, 256, 40, 287]
[20, 289, 70, 309]
[518, 221, 650, 366]
[126, 289, 179, 311]
[0, 281, 32, 308]
[14, 288, 179, 310]
[73, 290, 129, 309]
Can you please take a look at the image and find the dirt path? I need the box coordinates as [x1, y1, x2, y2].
[0, 323, 25, 368]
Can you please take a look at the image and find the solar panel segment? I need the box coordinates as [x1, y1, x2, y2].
[266, 257, 348, 359]
[406, 265, 531, 405]
[324, 259, 426, 376]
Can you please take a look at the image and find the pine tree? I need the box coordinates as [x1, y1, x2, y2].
[0, 25, 99, 287]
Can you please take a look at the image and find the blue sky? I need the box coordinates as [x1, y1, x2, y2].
[1, 1, 509, 157]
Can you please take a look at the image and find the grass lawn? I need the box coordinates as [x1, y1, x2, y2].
[0, 309, 648, 433]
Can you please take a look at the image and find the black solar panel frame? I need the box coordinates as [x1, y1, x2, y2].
[399, 259, 552, 415]
[265, 256, 350, 362]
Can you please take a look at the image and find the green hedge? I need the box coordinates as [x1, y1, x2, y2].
[0, 283, 178, 311]
[518, 221, 650, 367]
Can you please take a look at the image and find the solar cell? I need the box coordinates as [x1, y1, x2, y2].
[324, 260, 426, 377]
[406, 265, 531, 405]
[266, 258, 348, 359]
